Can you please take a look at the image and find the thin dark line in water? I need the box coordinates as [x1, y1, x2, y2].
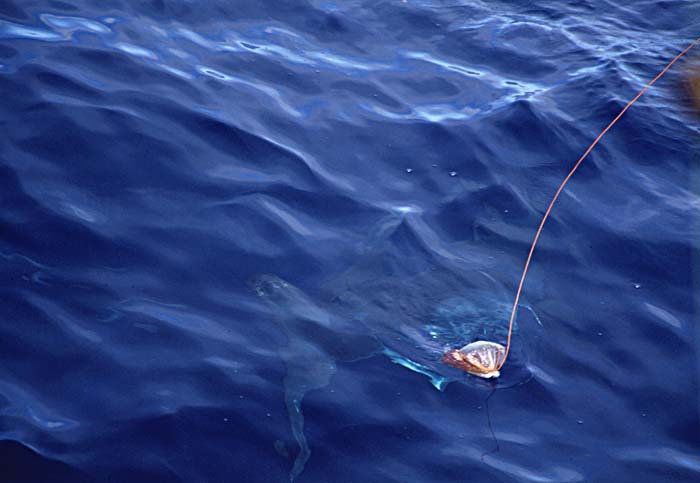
[497, 35, 700, 371]
[480, 384, 499, 462]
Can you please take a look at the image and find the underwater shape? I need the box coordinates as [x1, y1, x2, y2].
[254, 272, 545, 477]
[249, 274, 380, 481]
[248, 219, 544, 479]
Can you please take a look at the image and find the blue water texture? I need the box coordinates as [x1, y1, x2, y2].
[1, 1, 699, 482]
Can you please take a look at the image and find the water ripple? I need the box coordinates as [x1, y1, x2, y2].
[1, 1, 698, 482]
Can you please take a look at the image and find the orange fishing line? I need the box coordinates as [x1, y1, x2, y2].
[496, 36, 700, 371]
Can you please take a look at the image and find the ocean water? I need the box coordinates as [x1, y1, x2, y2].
[1, 1, 699, 481]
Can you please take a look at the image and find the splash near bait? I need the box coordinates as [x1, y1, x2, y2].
[445, 36, 700, 378]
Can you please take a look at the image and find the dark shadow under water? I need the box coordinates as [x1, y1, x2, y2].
[249, 217, 545, 480]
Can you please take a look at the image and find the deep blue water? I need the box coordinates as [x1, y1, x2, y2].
[2, 1, 700, 482]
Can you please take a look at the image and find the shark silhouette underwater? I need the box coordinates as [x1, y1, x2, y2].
[249, 265, 543, 480]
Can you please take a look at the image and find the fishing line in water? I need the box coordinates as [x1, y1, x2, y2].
[480, 385, 499, 462]
[443, 36, 700, 376]
[496, 36, 700, 371]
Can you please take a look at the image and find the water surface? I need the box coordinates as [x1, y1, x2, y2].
[1, 1, 699, 481]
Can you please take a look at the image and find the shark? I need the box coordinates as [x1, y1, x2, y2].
[250, 266, 543, 480]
